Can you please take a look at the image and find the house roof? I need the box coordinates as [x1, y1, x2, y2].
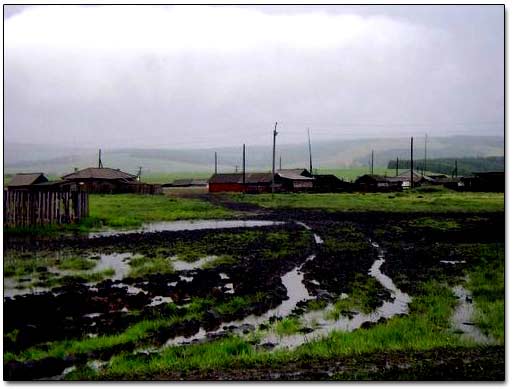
[396, 170, 434, 183]
[209, 172, 274, 185]
[8, 173, 48, 187]
[62, 167, 137, 181]
[277, 169, 314, 181]
[356, 174, 391, 183]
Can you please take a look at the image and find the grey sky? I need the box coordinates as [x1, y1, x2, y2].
[4, 5, 504, 149]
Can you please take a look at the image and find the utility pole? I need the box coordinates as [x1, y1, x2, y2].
[308, 128, 313, 175]
[242, 143, 246, 188]
[279, 155, 282, 170]
[410, 137, 414, 189]
[272, 122, 278, 195]
[396, 156, 399, 176]
[371, 150, 374, 175]
[137, 166, 142, 181]
[424, 133, 428, 176]
[98, 149, 103, 169]
[214, 152, 218, 174]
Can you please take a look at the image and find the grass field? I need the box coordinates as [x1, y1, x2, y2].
[4, 194, 233, 235]
[232, 188, 504, 213]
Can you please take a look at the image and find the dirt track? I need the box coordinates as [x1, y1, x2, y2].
[3, 194, 505, 380]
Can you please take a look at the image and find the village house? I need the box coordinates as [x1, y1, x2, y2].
[276, 169, 314, 191]
[208, 172, 275, 193]
[7, 172, 49, 189]
[61, 167, 162, 194]
[354, 174, 403, 192]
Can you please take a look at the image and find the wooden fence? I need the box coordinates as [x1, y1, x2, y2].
[4, 189, 89, 228]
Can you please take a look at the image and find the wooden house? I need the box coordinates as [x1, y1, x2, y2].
[355, 174, 403, 192]
[61, 167, 161, 194]
[7, 173, 49, 189]
[208, 173, 275, 193]
[276, 169, 314, 191]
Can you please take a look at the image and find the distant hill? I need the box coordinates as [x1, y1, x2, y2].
[387, 156, 504, 176]
[4, 135, 504, 177]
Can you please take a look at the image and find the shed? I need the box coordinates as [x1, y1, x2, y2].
[7, 173, 48, 189]
[276, 169, 314, 191]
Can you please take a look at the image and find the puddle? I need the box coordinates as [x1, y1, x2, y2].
[262, 246, 411, 348]
[165, 255, 317, 346]
[89, 220, 284, 238]
[171, 255, 219, 271]
[90, 252, 132, 281]
[111, 283, 147, 295]
[224, 283, 235, 294]
[451, 285, 494, 344]
[295, 222, 323, 244]
[164, 240, 411, 349]
[148, 296, 174, 307]
[4, 252, 134, 298]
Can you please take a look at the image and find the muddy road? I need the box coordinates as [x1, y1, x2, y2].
[3, 197, 505, 380]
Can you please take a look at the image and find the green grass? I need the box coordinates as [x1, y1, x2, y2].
[410, 217, 461, 231]
[57, 257, 96, 271]
[5, 194, 233, 236]
[274, 317, 302, 336]
[89, 194, 232, 228]
[77, 280, 468, 379]
[466, 244, 504, 343]
[201, 255, 237, 269]
[233, 190, 504, 213]
[128, 256, 174, 278]
[215, 293, 265, 316]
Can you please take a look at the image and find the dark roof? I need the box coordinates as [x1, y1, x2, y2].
[356, 174, 391, 183]
[396, 170, 434, 183]
[209, 173, 243, 184]
[8, 173, 48, 187]
[277, 169, 314, 181]
[62, 167, 137, 181]
[209, 172, 274, 185]
[245, 173, 274, 184]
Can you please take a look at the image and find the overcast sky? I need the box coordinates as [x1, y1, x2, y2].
[4, 5, 504, 149]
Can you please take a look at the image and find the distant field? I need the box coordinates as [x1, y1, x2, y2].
[139, 172, 212, 184]
[233, 189, 504, 213]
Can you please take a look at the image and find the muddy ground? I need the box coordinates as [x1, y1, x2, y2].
[3, 194, 505, 381]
